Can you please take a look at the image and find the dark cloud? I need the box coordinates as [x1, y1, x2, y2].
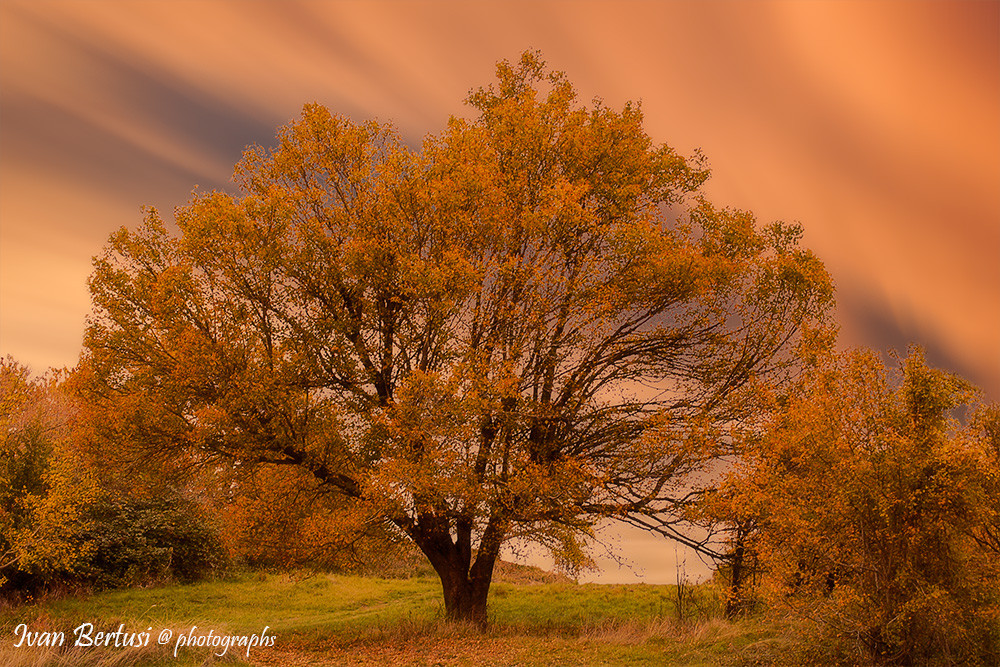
[2, 5, 281, 181]
[839, 283, 999, 401]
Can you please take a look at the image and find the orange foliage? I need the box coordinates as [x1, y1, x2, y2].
[707, 347, 1000, 663]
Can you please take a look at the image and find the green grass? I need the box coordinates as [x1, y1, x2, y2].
[489, 581, 719, 629]
[0, 573, 791, 666]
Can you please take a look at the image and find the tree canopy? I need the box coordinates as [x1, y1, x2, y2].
[80, 52, 832, 624]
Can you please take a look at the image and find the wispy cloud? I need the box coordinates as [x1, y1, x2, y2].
[1, 0, 997, 395]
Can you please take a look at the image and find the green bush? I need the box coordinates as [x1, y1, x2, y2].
[79, 495, 228, 588]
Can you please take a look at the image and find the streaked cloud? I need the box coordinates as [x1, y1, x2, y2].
[2, 0, 997, 400]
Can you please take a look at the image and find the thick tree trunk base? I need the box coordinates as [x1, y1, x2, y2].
[440, 572, 490, 628]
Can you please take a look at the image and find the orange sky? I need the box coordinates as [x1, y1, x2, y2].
[1, 0, 998, 581]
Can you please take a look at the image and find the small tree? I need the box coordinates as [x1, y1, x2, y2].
[0, 357, 98, 592]
[711, 347, 1000, 663]
[80, 52, 831, 625]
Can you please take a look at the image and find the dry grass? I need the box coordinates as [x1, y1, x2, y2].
[0, 634, 228, 667]
[1, 616, 252, 667]
[0, 644, 182, 667]
[491, 561, 575, 586]
[245, 615, 782, 666]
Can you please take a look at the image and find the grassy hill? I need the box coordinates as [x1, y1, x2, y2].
[0, 571, 795, 666]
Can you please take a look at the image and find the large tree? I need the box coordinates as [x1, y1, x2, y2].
[81, 53, 832, 625]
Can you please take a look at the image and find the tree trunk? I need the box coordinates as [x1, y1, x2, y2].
[725, 542, 746, 619]
[724, 526, 762, 620]
[407, 515, 505, 629]
[437, 565, 492, 627]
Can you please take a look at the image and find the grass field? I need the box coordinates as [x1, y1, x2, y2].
[0, 571, 798, 666]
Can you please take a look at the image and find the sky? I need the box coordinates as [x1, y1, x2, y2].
[1, 0, 998, 582]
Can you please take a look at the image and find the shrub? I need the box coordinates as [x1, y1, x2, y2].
[79, 494, 228, 588]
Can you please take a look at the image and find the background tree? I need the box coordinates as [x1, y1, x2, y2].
[0, 357, 92, 590]
[970, 404, 1000, 562]
[1, 357, 226, 598]
[708, 347, 1000, 664]
[80, 52, 832, 625]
